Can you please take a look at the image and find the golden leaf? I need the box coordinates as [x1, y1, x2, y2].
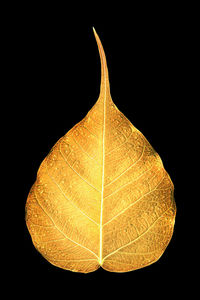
[25, 28, 176, 273]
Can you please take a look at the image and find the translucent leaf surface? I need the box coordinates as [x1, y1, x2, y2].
[25, 28, 176, 273]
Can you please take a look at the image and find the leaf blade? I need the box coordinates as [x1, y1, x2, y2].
[25, 29, 176, 273]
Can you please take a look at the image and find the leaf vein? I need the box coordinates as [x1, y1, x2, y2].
[46, 169, 99, 226]
[33, 189, 99, 260]
[49, 258, 97, 262]
[70, 134, 100, 166]
[105, 143, 146, 187]
[81, 124, 98, 138]
[106, 130, 133, 156]
[59, 142, 101, 192]
[103, 207, 171, 261]
[104, 166, 154, 199]
[103, 173, 166, 226]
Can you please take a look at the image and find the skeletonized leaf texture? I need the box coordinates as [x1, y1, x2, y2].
[25, 28, 176, 273]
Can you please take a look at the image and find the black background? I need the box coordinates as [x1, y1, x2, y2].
[8, 3, 195, 296]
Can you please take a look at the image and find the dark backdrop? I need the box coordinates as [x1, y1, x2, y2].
[10, 5, 193, 296]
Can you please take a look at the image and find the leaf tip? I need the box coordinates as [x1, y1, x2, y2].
[92, 27, 98, 40]
[92, 27, 111, 100]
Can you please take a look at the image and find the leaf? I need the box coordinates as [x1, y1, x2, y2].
[25, 28, 176, 273]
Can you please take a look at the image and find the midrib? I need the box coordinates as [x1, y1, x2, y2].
[99, 73, 106, 266]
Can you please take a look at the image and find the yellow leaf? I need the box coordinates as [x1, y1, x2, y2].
[25, 28, 176, 273]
